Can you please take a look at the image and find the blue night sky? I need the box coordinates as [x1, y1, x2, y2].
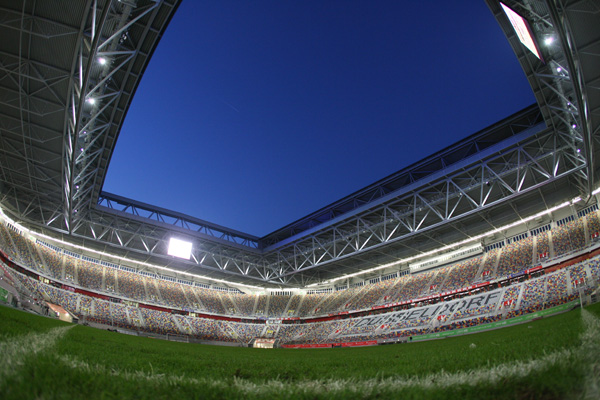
[103, 1, 536, 237]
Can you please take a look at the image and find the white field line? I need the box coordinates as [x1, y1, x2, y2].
[581, 309, 600, 400]
[57, 347, 576, 396]
[56, 309, 600, 398]
[0, 325, 73, 385]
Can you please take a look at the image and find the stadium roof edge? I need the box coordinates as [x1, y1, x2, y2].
[94, 197, 262, 253]
[94, 104, 544, 252]
[262, 116, 547, 252]
[93, 0, 184, 207]
[98, 191, 261, 245]
[260, 104, 543, 245]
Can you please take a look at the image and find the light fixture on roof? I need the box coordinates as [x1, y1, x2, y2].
[0, 207, 262, 290]
[86, 97, 95, 105]
[500, 3, 544, 62]
[544, 36, 555, 46]
[168, 237, 193, 260]
[98, 57, 107, 65]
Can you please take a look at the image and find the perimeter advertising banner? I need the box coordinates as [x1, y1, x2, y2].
[352, 289, 504, 331]
[282, 340, 377, 349]
[412, 300, 578, 341]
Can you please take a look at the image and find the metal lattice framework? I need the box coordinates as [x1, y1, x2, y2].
[487, 0, 600, 193]
[1, 0, 599, 288]
[64, 0, 168, 234]
[0, 0, 179, 233]
[67, 106, 583, 287]
[263, 124, 584, 285]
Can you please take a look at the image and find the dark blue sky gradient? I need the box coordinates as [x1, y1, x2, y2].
[103, 1, 536, 237]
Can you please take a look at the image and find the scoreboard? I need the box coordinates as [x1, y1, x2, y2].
[253, 338, 276, 349]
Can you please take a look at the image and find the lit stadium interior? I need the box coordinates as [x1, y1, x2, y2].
[1, 0, 600, 370]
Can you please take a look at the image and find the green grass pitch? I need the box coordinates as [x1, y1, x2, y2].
[1, 304, 599, 399]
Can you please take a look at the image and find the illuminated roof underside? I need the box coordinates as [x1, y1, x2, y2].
[0, 0, 599, 288]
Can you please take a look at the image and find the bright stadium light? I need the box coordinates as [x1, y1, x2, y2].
[0, 208, 263, 290]
[500, 2, 544, 62]
[167, 237, 192, 260]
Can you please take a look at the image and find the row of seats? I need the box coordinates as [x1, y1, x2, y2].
[553, 219, 585, 256]
[497, 236, 533, 277]
[1, 210, 598, 319]
[5, 256, 594, 345]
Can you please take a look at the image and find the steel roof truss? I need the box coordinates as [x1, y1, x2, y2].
[63, 1, 160, 235]
[272, 128, 584, 280]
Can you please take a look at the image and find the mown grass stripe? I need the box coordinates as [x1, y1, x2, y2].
[54, 310, 599, 397]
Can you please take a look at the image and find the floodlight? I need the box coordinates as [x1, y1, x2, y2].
[168, 237, 192, 260]
[500, 2, 544, 62]
[98, 57, 107, 65]
[86, 97, 95, 105]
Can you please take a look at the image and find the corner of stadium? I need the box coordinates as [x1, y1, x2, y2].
[0, 0, 599, 398]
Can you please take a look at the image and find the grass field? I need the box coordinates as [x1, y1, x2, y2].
[1, 304, 599, 399]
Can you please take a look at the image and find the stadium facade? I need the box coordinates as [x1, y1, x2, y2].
[1, 1, 600, 346]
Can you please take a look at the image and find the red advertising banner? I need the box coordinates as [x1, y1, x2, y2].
[341, 340, 377, 347]
[282, 343, 331, 349]
[526, 265, 542, 274]
[282, 340, 377, 349]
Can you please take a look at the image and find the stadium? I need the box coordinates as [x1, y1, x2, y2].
[1, 0, 600, 398]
